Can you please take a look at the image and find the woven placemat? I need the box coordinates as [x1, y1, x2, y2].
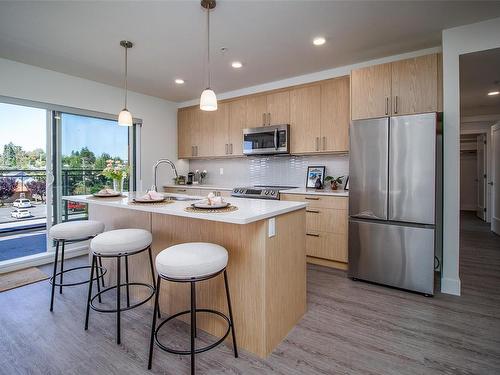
[128, 200, 175, 206]
[184, 205, 238, 213]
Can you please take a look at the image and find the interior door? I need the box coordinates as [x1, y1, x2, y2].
[389, 113, 436, 225]
[349, 117, 389, 220]
[476, 134, 487, 220]
[492, 124, 500, 235]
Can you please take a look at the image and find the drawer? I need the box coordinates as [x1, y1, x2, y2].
[281, 193, 348, 209]
[306, 208, 347, 234]
[164, 187, 201, 196]
[306, 231, 348, 263]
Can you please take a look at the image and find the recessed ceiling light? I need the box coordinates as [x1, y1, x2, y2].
[487, 90, 499, 96]
[231, 61, 243, 69]
[313, 37, 326, 46]
[175, 79, 185, 85]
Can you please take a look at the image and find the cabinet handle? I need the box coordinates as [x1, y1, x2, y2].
[225, 144, 228, 154]
[385, 97, 389, 115]
[315, 137, 319, 151]
[195, 146, 198, 156]
[306, 233, 320, 237]
[177, 189, 187, 192]
[268, 112, 271, 126]
[191, 146, 195, 156]
[262, 113, 266, 126]
[322, 136, 326, 150]
[395, 95, 398, 114]
[305, 197, 320, 200]
[230, 143, 233, 154]
[306, 210, 320, 213]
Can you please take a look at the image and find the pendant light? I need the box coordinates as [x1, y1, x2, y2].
[200, 0, 217, 111]
[118, 40, 134, 126]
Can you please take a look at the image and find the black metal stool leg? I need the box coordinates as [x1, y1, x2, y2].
[224, 270, 238, 358]
[98, 256, 105, 288]
[125, 255, 130, 308]
[95, 256, 102, 304]
[190, 281, 196, 375]
[116, 256, 121, 345]
[148, 275, 161, 370]
[147, 247, 161, 319]
[49, 240, 60, 312]
[59, 240, 65, 294]
[193, 283, 197, 339]
[84, 254, 96, 330]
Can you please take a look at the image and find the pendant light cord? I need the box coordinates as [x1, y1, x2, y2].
[207, 6, 211, 89]
[124, 46, 128, 109]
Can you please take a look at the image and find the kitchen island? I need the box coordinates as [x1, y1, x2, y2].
[63, 192, 307, 358]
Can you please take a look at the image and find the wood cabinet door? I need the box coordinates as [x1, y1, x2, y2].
[290, 85, 321, 153]
[197, 109, 214, 157]
[178, 109, 196, 158]
[320, 76, 350, 152]
[391, 54, 438, 115]
[266, 91, 290, 125]
[212, 102, 229, 157]
[245, 95, 267, 127]
[228, 98, 247, 156]
[306, 232, 348, 262]
[351, 63, 391, 120]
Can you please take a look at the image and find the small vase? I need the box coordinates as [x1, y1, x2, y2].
[113, 178, 124, 194]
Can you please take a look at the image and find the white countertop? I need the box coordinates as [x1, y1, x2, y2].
[281, 188, 349, 197]
[63, 192, 306, 225]
[163, 184, 233, 191]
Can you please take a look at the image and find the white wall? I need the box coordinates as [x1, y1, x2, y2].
[442, 16, 500, 295]
[460, 151, 477, 211]
[0, 57, 188, 189]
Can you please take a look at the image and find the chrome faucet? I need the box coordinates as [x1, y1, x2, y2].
[151, 158, 178, 192]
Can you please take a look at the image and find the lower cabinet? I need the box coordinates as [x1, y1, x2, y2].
[281, 193, 348, 269]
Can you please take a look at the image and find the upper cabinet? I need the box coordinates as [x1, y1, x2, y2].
[320, 77, 350, 152]
[290, 85, 321, 153]
[228, 99, 246, 156]
[246, 91, 290, 127]
[351, 53, 442, 120]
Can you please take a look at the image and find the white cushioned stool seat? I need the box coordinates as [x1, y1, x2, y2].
[156, 242, 228, 279]
[90, 229, 152, 255]
[49, 220, 104, 241]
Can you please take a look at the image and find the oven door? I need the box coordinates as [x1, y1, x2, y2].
[243, 124, 289, 155]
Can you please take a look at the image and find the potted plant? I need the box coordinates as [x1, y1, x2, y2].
[324, 175, 344, 190]
[101, 159, 128, 193]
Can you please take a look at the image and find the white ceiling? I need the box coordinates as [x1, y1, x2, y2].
[1, 1, 500, 103]
[460, 47, 500, 116]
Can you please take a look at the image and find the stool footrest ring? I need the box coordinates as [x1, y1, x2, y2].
[154, 308, 232, 355]
[90, 282, 155, 313]
[49, 265, 107, 287]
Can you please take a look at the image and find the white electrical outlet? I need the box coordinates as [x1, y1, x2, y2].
[219, 167, 224, 175]
[268, 218, 276, 237]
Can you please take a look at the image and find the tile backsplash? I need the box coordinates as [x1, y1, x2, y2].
[189, 154, 349, 188]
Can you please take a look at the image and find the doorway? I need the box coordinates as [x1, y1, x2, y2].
[0, 97, 139, 272]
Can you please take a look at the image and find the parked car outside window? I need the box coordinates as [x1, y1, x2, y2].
[13, 198, 32, 208]
[11, 208, 33, 219]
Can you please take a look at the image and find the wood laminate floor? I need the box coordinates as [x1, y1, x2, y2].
[0, 211, 499, 374]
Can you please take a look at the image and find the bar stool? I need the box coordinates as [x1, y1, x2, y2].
[84, 228, 157, 345]
[148, 242, 238, 374]
[48, 220, 106, 311]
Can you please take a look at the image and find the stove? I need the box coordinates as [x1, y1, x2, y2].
[231, 185, 297, 200]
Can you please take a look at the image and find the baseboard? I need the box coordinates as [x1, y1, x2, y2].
[440, 277, 461, 296]
[307, 256, 348, 270]
[0, 246, 89, 274]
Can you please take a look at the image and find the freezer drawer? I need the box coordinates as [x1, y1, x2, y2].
[389, 113, 436, 224]
[349, 117, 389, 220]
[348, 219, 435, 295]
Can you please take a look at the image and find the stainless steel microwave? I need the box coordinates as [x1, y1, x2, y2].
[243, 124, 290, 155]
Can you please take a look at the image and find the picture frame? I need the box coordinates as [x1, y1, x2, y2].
[306, 166, 326, 188]
[344, 176, 349, 190]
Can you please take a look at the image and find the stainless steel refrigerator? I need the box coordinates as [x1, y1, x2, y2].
[348, 113, 442, 295]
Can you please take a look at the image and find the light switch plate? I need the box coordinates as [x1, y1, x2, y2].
[268, 217, 276, 237]
[219, 167, 224, 175]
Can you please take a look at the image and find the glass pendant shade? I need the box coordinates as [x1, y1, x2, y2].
[118, 108, 133, 126]
[200, 88, 218, 111]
